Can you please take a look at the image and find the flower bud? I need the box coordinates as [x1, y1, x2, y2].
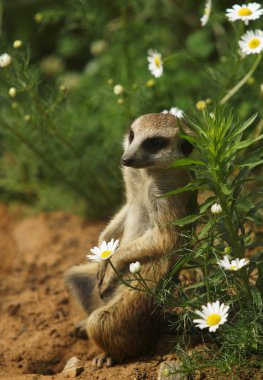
[9, 87, 17, 97]
[146, 79, 155, 87]
[113, 84, 124, 95]
[129, 261, 141, 274]
[34, 13, 43, 23]
[13, 40, 23, 48]
[90, 40, 108, 56]
[211, 203, 222, 215]
[0, 53, 12, 68]
[224, 246, 232, 254]
[11, 102, 18, 109]
[247, 77, 255, 85]
[196, 100, 206, 110]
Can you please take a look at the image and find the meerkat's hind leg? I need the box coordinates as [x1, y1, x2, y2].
[65, 263, 102, 314]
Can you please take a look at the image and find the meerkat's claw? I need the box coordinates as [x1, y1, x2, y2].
[92, 353, 113, 368]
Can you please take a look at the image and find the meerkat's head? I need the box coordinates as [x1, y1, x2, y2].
[121, 113, 193, 169]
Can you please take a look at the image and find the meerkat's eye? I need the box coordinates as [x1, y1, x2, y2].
[180, 140, 193, 156]
[142, 136, 169, 153]
[129, 129, 134, 144]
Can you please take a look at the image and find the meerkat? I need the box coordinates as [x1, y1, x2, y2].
[65, 113, 197, 367]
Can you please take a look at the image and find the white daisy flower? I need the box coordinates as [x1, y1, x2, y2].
[218, 255, 249, 271]
[193, 301, 229, 332]
[0, 53, 12, 68]
[130, 261, 141, 274]
[239, 29, 263, 55]
[162, 107, 184, 118]
[147, 50, 163, 78]
[211, 203, 222, 215]
[169, 107, 184, 118]
[87, 239, 119, 261]
[226, 3, 263, 25]
[201, 0, 212, 26]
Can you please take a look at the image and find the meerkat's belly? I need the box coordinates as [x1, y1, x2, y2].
[120, 203, 150, 246]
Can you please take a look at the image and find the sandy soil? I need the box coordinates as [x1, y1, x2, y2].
[0, 204, 176, 380]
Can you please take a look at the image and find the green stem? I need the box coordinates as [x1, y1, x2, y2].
[204, 225, 214, 302]
[163, 53, 180, 63]
[217, 194, 252, 300]
[204, 255, 210, 302]
[218, 195, 242, 259]
[219, 54, 262, 105]
[240, 271, 253, 300]
[137, 272, 152, 292]
[108, 260, 146, 292]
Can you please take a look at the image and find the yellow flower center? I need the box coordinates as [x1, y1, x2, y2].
[100, 250, 112, 259]
[207, 313, 221, 326]
[154, 56, 161, 68]
[229, 265, 237, 271]
[248, 38, 260, 49]
[238, 8, 252, 17]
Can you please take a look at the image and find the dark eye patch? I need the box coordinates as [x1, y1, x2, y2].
[142, 136, 169, 153]
[180, 140, 193, 156]
[129, 129, 134, 144]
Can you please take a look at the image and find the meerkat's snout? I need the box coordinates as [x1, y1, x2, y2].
[121, 156, 134, 167]
[121, 113, 193, 169]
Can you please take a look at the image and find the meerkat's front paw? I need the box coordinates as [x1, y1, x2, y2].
[99, 280, 115, 299]
[97, 261, 108, 287]
[98, 267, 118, 299]
[92, 353, 113, 368]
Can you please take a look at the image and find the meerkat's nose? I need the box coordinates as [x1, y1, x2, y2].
[121, 156, 134, 166]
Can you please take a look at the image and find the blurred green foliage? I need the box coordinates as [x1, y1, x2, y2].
[0, 0, 262, 216]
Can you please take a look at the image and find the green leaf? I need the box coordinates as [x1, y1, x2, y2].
[238, 147, 263, 164]
[231, 113, 258, 139]
[198, 220, 212, 238]
[199, 196, 216, 213]
[172, 213, 203, 227]
[161, 179, 207, 197]
[238, 159, 263, 169]
[220, 182, 232, 195]
[233, 134, 263, 151]
[251, 286, 263, 308]
[170, 253, 195, 276]
[170, 158, 206, 168]
[177, 133, 197, 146]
